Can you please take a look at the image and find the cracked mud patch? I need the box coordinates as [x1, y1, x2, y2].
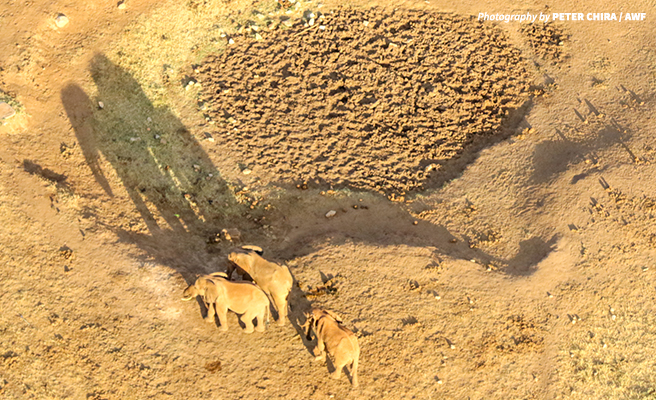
[199, 7, 532, 194]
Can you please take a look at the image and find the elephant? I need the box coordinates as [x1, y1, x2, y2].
[227, 249, 293, 326]
[182, 273, 269, 333]
[304, 308, 360, 387]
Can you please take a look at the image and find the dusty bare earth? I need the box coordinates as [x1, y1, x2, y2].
[1, 0, 656, 399]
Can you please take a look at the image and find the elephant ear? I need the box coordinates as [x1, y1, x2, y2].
[195, 277, 212, 302]
[200, 277, 223, 304]
[241, 245, 264, 255]
[324, 310, 343, 324]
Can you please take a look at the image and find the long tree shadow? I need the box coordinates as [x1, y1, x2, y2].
[61, 54, 257, 281]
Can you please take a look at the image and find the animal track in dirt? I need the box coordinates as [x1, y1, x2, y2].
[198, 7, 532, 194]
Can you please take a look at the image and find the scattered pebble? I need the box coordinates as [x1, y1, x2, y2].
[611, 314, 616, 321]
[363, 20, 369, 27]
[325, 210, 337, 218]
[228, 38, 235, 45]
[55, 14, 69, 28]
[308, 17, 315, 26]
[434, 295, 441, 300]
[642, 266, 649, 272]
[129, 137, 141, 142]
[97, 101, 104, 109]
[242, 168, 252, 175]
[413, 220, 418, 225]
[449, 344, 456, 349]
[117, 1, 126, 9]
[255, 33, 263, 40]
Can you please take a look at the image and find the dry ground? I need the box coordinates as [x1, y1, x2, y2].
[1, 0, 656, 399]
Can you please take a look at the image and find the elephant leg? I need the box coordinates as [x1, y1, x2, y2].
[204, 302, 216, 323]
[216, 306, 229, 331]
[350, 358, 359, 387]
[313, 337, 326, 362]
[255, 308, 266, 332]
[241, 311, 255, 334]
[331, 361, 345, 380]
[273, 293, 288, 325]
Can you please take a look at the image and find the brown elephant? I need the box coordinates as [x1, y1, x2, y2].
[304, 308, 360, 387]
[228, 249, 293, 326]
[182, 273, 269, 333]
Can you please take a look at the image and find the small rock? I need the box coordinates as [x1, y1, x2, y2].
[222, 228, 241, 242]
[97, 101, 104, 109]
[363, 20, 369, 27]
[254, 33, 263, 40]
[55, 14, 69, 28]
[308, 17, 315, 26]
[228, 38, 235, 45]
[282, 18, 293, 27]
[325, 210, 337, 218]
[129, 137, 141, 142]
[242, 169, 252, 175]
[117, 1, 126, 9]
[319, 25, 326, 30]
[0, 102, 16, 120]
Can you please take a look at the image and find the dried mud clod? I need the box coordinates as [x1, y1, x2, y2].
[59, 245, 74, 260]
[198, 8, 532, 194]
[520, 22, 569, 63]
[204, 360, 222, 372]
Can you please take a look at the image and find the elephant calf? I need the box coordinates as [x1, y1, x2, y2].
[182, 273, 269, 333]
[304, 309, 360, 387]
[228, 249, 293, 326]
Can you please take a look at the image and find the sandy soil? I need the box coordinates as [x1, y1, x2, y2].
[1, 0, 656, 399]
